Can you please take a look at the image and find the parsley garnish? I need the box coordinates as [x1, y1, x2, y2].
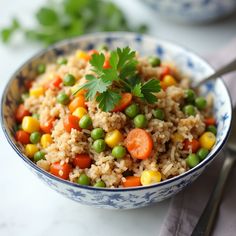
[1, 0, 147, 45]
[74, 47, 161, 112]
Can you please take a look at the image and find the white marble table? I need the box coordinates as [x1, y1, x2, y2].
[0, 1, 236, 235]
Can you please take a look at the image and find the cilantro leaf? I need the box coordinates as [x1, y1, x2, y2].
[126, 75, 141, 88]
[143, 92, 157, 103]
[141, 78, 161, 93]
[1, 18, 20, 43]
[132, 83, 143, 98]
[36, 7, 59, 26]
[1, 28, 12, 43]
[130, 78, 161, 103]
[74, 47, 160, 112]
[74, 74, 111, 100]
[117, 47, 136, 69]
[1, 0, 148, 45]
[109, 50, 119, 68]
[102, 68, 119, 82]
[96, 90, 121, 112]
[90, 53, 105, 73]
[141, 79, 161, 103]
[116, 47, 138, 79]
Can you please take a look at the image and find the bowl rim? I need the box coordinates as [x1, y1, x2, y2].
[1, 32, 233, 192]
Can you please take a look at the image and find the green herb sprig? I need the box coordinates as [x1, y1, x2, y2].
[74, 47, 161, 112]
[1, 0, 147, 45]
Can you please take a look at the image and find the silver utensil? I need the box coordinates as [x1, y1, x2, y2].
[191, 108, 236, 236]
[193, 58, 236, 88]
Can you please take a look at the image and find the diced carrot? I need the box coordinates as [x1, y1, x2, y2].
[204, 117, 216, 126]
[40, 117, 55, 133]
[125, 128, 153, 160]
[63, 115, 80, 132]
[112, 93, 132, 112]
[183, 139, 200, 153]
[15, 104, 30, 123]
[73, 154, 92, 169]
[160, 66, 171, 79]
[44, 76, 62, 90]
[50, 161, 71, 180]
[15, 130, 30, 144]
[74, 89, 86, 97]
[69, 95, 86, 113]
[122, 176, 141, 188]
[103, 59, 111, 69]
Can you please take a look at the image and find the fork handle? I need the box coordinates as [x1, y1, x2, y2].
[191, 153, 235, 236]
[195, 58, 236, 88]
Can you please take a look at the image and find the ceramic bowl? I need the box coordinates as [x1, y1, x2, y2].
[1, 32, 232, 209]
[140, 0, 236, 23]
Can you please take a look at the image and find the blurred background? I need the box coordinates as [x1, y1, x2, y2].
[0, 0, 236, 236]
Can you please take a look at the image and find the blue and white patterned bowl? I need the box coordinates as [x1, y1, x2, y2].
[141, 0, 236, 23]
[1, 32, 232, 209]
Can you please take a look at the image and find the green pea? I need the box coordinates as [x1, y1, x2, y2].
[197, 148, 209, 161]
[37, 63, 46, 74]
[33, 151, 46, 162]
[21, 93, 29, 102]
[63, 74, 76, 86]
[186, 154, 200, 168]
[57, 57, 68, 65]
[125, 104, 139, 118]
[207, 125, 217, 135]
[94, 180, 106, 187]
[134, 114, 147, 128]
[153, 108, 165, 120]
[183, 105, 196, 116]
[30, 132, 41, 144]
[79, 115, 92, 129]
[32, 114, 40, 120]
[185, 89, 196, 103]
[56, 93, 70, 105]
[148, 56, 161, 67]
[92, 139, 106, 153]
[195, 97, 207, 110]
[91, 128, 105, 140]
[112, 146, 126, 159]
[77, 173, 90, 185]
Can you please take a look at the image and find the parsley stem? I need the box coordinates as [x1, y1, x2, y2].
[114, 79, 132, 90]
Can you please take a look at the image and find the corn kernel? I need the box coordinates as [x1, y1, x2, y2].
[141, 170, 161, 186]
[161, 75, 177, 89]
[76, 50, 90, 61]
[105, 129, 123, 148]
[72, 107, 87, 118]
[41, 134, 53, 148]
[25, 144, 38, 158]
[22, 116, 40, 133]
[29, 87, 44, 97]
[199, 131, 216, 150]
[171, 132, 184, 143]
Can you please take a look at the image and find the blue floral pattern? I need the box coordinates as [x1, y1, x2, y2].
[1, 32, 232, 209]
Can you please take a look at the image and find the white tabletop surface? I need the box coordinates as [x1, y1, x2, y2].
[0, 1, 236, 236]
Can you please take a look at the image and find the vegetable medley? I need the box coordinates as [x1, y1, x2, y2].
[14, 46, 217, 188]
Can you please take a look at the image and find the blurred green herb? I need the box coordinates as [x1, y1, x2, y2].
[1, 0, 148, 45]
